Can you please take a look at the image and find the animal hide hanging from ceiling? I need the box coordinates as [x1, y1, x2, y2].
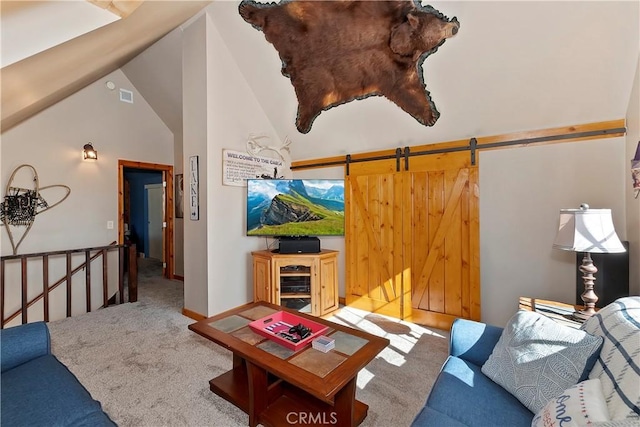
[239, 0, 460, 134]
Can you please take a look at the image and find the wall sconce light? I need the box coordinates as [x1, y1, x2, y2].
[83, 143, 98, 160]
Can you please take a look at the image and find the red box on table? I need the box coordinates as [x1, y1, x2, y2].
[249, 311, 329, 351]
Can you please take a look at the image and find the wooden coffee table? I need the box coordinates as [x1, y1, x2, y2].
[189, 301, 389, 427]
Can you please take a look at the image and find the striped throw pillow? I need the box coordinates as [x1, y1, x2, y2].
[580, 297, 640, 421]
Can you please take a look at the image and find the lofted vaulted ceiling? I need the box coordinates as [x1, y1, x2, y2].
[1, 0, 639, 162]
[207, 1, 640, 159]
[0, 0, 211, 133]
[126, 1, 640, 160]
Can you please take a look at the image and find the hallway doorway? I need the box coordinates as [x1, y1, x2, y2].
[118, 160, 175, 279]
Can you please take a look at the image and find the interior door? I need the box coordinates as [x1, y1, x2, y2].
[146, 184, 164, 261]
[405, 152, 480, 328]
[345, 159, 410, 319]
[345, 151, 480, 328]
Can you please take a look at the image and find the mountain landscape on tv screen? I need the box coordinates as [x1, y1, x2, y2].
[247, 180, 345, 236]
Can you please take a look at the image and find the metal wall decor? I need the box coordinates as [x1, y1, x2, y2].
[1, 164, 71, 254]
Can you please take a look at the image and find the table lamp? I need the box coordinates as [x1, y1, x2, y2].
[552, 203, 626, 320]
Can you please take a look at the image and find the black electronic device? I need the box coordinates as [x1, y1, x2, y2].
[281, 265, 310, 273]
[281, 284, 311, 294]
[278, 236, 321, 254]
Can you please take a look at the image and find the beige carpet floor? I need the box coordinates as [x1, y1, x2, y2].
[48, 260, 449, 427]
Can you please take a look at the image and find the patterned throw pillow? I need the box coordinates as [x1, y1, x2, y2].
[531, 379, 610, 427]
[580, 297, 640, 421]
[481, 310, 603, 414]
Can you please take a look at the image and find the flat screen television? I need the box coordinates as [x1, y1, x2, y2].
[247, 179, 345, 237]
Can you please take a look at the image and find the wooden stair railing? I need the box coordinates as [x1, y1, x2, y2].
[0, 243, 138, 328]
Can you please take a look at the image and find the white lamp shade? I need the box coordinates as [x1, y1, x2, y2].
[553, 208, 626, 253]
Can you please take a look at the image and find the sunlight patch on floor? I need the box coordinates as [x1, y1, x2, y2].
[356, 367, 375, 389]
[329, 306, 448, 368]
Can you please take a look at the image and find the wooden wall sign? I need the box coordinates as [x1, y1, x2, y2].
[239, 0, 460, 133]
[189, 156, 199, 221]
[222, 149, 285, 187]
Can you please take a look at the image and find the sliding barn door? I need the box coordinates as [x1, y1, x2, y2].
[345, 159, 411, 319]
[405, 152, 480, 328]
[345, 151, 480, 328]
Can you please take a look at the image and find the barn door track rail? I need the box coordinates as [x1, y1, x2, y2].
[291, 120, 626, 173]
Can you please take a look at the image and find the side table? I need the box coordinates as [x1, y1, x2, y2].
[518, 297, 591, 329]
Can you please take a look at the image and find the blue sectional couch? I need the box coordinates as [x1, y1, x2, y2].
[412, 297, 640, 426]
[1, 321, 115, 427]
[411, 318, 534, 426]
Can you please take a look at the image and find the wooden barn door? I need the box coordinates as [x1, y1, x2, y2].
[346, 151, 480, 329]
[345, 159, 411, 319]
[405, 152, 480, 328]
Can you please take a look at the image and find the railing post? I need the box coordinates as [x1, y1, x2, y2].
[21, 258, 28, 324]
[118, 246, 125, 304]
[66, 253, 72, 318]
[128, 244, 138, 303]
[85, 250, 91, 312]
[102, 250, 108, 307]
[43, 255, 49, 322]
[1, 259, 5, 328]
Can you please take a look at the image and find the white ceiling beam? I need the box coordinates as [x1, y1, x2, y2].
[1, 1, 212, 133]
[86, 0, 144, 19]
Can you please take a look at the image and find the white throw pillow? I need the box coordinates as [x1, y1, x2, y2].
[531, 379, 610, 427]
[580, 297, 640, 421]
[482, 310, 603, 414]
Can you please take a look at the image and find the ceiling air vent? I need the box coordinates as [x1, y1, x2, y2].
[119, 89, 133, 103]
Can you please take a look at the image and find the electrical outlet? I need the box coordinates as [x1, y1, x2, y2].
[107, 221, 114, 229]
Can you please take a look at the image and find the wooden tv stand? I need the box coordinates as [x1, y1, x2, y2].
[252, 250, 339, 317]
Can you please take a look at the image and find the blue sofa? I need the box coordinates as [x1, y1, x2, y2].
[411, 318, 533, 426]
[1, 321, 115, 427]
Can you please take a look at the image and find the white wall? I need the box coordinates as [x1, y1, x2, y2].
[182, 12, 283, 317]
[1, 68, 174, 324]
[1, 69, 173, 252]
[174, 133, 185, 278]
[182, 14, 210, 316]
[626, 55, 640, 296]
[479, 138, 626, 326]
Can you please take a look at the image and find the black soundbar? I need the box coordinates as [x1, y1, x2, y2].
[278, 237, 321, 254]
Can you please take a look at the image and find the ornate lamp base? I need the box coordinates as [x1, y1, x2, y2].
[573, 252, 598, 321]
